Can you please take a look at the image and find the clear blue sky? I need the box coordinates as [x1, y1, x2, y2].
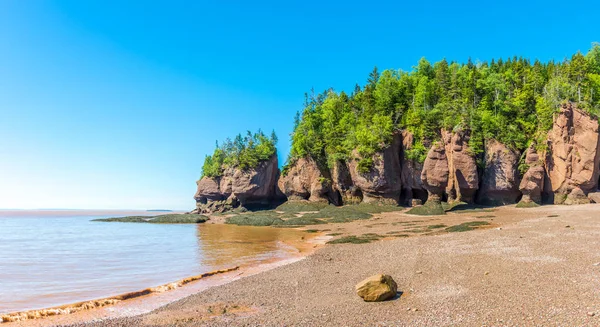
[0, 0, 598, 210]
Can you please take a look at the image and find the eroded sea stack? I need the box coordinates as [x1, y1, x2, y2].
[194, 154, 282, 213]
[195, 103, 600, 213]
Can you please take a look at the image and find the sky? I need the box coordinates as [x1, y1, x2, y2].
[0, 0, 599, 210]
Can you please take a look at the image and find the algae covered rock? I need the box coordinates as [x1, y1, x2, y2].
[355, 274, 398, 302]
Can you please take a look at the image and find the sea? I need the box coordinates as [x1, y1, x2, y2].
[0, 210, 307, 314]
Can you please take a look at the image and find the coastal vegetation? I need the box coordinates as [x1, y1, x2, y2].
[224, 203, 404, 227]
[286, 44, 600, 171]
[201, 130, 278, 178]
[444, 221, 490, 232]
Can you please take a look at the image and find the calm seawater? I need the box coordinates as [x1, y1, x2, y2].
[0, 211, 306, 314]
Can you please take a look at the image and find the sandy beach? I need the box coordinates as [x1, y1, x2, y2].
[5, 204, 599, 326]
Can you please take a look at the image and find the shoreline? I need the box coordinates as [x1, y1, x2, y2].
[1, 227, 329, 326]
[59, 204, 600, 326]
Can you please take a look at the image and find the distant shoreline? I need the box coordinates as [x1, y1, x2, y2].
[0, 209, 186, 217]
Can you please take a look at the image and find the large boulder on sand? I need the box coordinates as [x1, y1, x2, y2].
[477, 139, 521, 205]
[347, 133, 403, 204]
[546, 103, 600, 204]
[355, 274, 398, 302]
[277, 157, 335, 203]
[194, 155, 280, 213]
[421, 141, 449, 203]
[443, 129, 479, 203]
[518, 145, 545, 205]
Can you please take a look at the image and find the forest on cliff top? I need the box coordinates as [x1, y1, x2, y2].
[288, 44, 600, 173]
[202, 45, 600, 178]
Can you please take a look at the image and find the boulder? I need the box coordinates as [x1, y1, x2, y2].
[400, 130, 427, 205]
[194, 155, 280, 213]
[421, 141, 449, 204]
[518, 145, 545, 205]
[587, 192, 600, 203]
[277, 157, 335, 203]
[347, 133, 403, 204]
[355, 274, 398, 302]
[477, 139, 521, 205]
[443, 129, 479, 203]
[546, 103, 600, 203]
[564, 187, 590, 205]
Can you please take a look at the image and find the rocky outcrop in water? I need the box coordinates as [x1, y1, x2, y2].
[347, 133, 403, 205]
[194, 155, 281, 213]
[478, 139, 521, 205]
[545, 103, 600, 204]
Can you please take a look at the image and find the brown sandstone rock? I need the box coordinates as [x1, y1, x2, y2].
[194, 155, 280, 213]
[421, 141, 449, 203]
[355, 274, 398, 302]
[331, 160, 362, 204]
[546, 103, 600, 203]
[443, 129, 479, 203]
[347, 133, 403, 204]
[518, 145, 545, 205]
[277, 157, 334, 203]
[587, 191, 600, 203]
[564, 187, 590, 205]
[478, 139, 521, 205]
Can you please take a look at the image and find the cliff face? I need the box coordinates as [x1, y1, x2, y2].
[277, 157, 336, 204]
[443, 129, 479, 203]
[400, 131, 426, 205]
[421, 142, 449, 203]
[194, 154, 281, 213]
[195, 103, 600, 211]
[478, 139, 521, 205]
[346, 133, 403, 205]
[545, 103, 600, 204]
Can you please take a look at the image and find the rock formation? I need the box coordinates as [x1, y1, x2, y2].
[477, 139, 521, 205]
[518, 145, 545, 205]
[194, 103, 600, 211]
[347, 133, 403, 204]
[421, 141, 449, 204]
[355, 274, 398, 302]
[400, 131, 426, 205]
[545, 103, 600, 204]
[194, 155, 281, 213]
[331, 160, 362, 204]
[443, 129, 479, 203]
[277, 157, 336, 204]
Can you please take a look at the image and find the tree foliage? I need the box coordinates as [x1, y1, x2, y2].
[201, 130, 277, 178]
[288, 45, 600, 168]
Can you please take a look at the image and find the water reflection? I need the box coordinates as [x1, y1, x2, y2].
[196, 224, 309, 269]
